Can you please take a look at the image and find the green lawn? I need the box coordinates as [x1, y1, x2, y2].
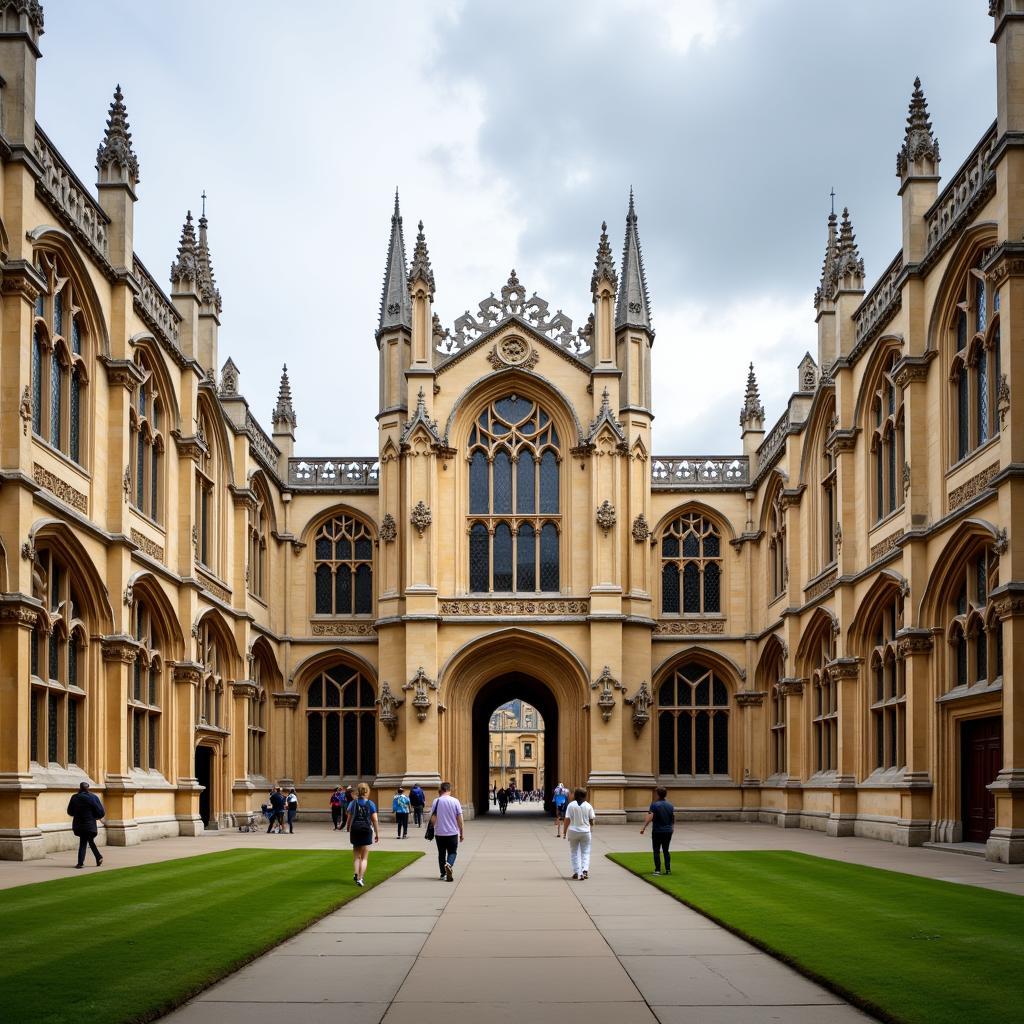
[609, 850, 1024, 1024]
[0, 848, 422, 1024]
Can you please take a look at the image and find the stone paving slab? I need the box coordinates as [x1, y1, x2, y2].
[383, 1003, 659, 1023]
[272, 931, 429, 956]
[651, 1008, 872, 1024]
[600, 927, 757, 956]
[163, 1003, 391, 1024]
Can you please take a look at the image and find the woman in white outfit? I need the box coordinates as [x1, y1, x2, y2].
[560, 786, 595, 879]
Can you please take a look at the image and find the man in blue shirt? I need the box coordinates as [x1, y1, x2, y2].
[552, 782, 569, 835]
[640, 786, 675, 875]
[392, 786, 411, 838]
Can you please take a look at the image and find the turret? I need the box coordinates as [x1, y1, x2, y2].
[591, 220, 617, 369]
[196, 201, 222, 374]
[615, 190, 654, 413]
[407, 219, 435, 374]
[95, 84, 139, 270]
[897, 78, 940, 264]
[378, 190, 412, 415]
[814, 207, 839, 370]
[739, 362, 765, 460]
[0, 0, 42, 148]
[271, 364, 297, 464]
[169, 211, 201, 362]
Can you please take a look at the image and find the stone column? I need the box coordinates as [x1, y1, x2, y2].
[100, 635, 140, 847]
[989, 589, 1024, 862]
[827, 657, 861, 837]
[777, 677, 806, 827]
[896, 628, 935, 846]
[172, 662, 204, 836]
[735, 689, 766, 822]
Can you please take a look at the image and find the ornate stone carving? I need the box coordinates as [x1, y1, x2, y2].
[994, 526, 1009, 556]
[133, 256, 182, 353]
[852, 253, 903, 353]
[870, 529, 903, 563]
[899, 577, 911, 599]
[903, 461, 911, 496]
[631, 513, 650, 543]
[410, 500, 432, 537]
[777, 677, 805, 697]
[130, 528, 165, 563]
[896, 629, 934, 657]
[309, 621, 376, 637]
[123, 580, 134, 607]
[739, 363, 764, 428]
[997, 374, 1010, 429]
[591, 666, 622, 723]
[220, 357, 240, 397]
[101, 635, 138, 663]
[172, 662, 203, 686]
[272, 691, 301, 709]
[196, 566, 231, 604]
[19, 386, 31, 435]
[32, 463, 87, 513]
[806, 570, 837, 602]
[439, 598, 589, 616]
[0, 600, 44, 628]
[948, 462, 999, 511]
[170, 211, 199, 284]
[487, 335, 539, 370]
[596, 500, 616, 535]
[652, 456, 749, 489]
[625, 679, 652, 736]
[896, 77, 940, 178]
[20, 542, 35, 562]
[826, 657, 861, 680]
[122, 465, 131, 503]
[653, 619, 726, 635]
[96, 84, 140, 184]
[380, 513, 397, 543]
[734, 690, 767, 707]
[403, 667, 437, 722]
[272, 365, 298, 430]
[833, 522, 843, 556]
[376, 681, 404, 739]
[591, 221, 618, 296]
[408, 220, 435, 294]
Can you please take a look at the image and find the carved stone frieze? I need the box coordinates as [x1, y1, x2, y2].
[870, 529, 903, 563]
[487, 335, 539, 370]
[172, 430, 209, 464]
[896, 629, 934, 657]
[948, 462, 999, 512]
[196, 567, 231, 604]
[805, 570, 837, 602]
[0, 596, 44, 629]
[777, 677, 806, 697]
[272, 691, 301, 709]
[32, 463, 87, 513]
[734, 690, 767, 707]
[130, 528, 165, 563]
[101, 635, 138, 663]
[439, 598, 589, 616]
[309, 621, 376, 637]
[229, 679, 258, 699]
[172, 662, 203, 686]
[590, 666, 623, 723]
[826, 657, 861, 680]
[653, 619, 726, 635]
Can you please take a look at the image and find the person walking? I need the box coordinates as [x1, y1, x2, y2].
[552, 782, 569, 835]
[640, 786, 675, 875]
[345, 782, 379, 886]
[409, 783, 425, 827]
[429, 781, 464, 882]
[266, 786, 286, 834]
[392, 786, 411, 839]
[330, 787, 345, 830]
[286, 788, 299, 834]
[497, 787, 508, 815]
[67, 781, 105, 869]
[560, 787, 595, 880]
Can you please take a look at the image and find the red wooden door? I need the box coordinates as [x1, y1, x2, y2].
[962, 717, 1002, 843]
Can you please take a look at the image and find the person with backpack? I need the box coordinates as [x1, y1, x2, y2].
[640, 786, 675, 875]
[329, 786, 345, 830]
[286, 788, 299, 833]
[428, 781, 464, 881]
[345, 782, 379, 886]
[392, 786, 411, 839]
[552, 782, 569, 835]
[409, 783, 426, 827]
[560, 787, 596, 880]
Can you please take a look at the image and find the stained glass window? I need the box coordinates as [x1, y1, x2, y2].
[493, 522, 513, 591]
[313, 515, 374, 615]
[661, 514, 722, 615]
[307, 666, 375, 778]
[656, 664, 729, 776]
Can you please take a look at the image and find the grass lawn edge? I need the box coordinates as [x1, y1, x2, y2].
[136, 849, 423, 1024]
[606, 852, 894, 1024]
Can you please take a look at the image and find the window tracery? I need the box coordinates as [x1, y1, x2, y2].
[249, 649, 269, 777]
[129, 601, 162, 771]
[946, 544, 1001, 693]
[248, 485, 269, 600]
[657, 664, 729, 776]
[306, 666, 376, 778]
[809, 625, 837, 773]
[661, 513, 722, 614]
[766, 646, 787, 776]
[196, 619, 225, 729]
[467, 394, 560, 593]
[129, 349, 163, 523]
[768, 488, 786, 600]
[870, 350, 904, 522]
[869, 591, 905, 771]
[820, 400, 838, 567]
[195, 412, 215, 569]
[313, 515, 373, 615]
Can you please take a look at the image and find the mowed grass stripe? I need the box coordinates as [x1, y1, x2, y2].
[609, 850, 1024, 1024]
[1, 848, 422, 1024]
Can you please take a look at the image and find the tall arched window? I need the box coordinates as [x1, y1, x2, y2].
[306, 665, 376, 778]
[196, 619, 225, 729]
[869, 591, 905, 771]
[129, 349, 163, 523]
[467, 394, 561, 593]
[809, 623, 837, 773]
[661, 513, 722, 614]
[31, 252, 88, 465]
[768, 488, 786, 600]
[29, 548, 88, 767]
[313, 515, 373, 615]
[657, 664, 729, 776]
[951, 251, 1001, 463]
[870, 350, 904, 522]
[821, 420, 837, 567]
[249, 648, 270, 778]
[763, 645, 787, 776]
[195, 412, 215, 569]
[248, 485, 269, 600]
[946, 544, 1000, 693]
[129, 600, 162, 771]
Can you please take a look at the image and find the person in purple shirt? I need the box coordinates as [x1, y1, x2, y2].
[428, 781, 464, 881]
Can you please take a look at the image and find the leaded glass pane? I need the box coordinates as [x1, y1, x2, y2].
[354, 537, 372, 560]
[704, 563, 720, 613]
[68, 642, 77, 688]
[359, 679, 374, 706]
[682, 563, 700, 613]
[887, 439, 896, 511]
[69, 369, 80, 463]
[150, 446, 159, 517]
[677, 712, 692, 774]
[149, 664, 158, 706]
[495, 395, 524, 422]
[680, 664, 702, 685]
[315, 564, 332, 614]
[493, 450, 512, 514]
[996, 621, 1004, 678]
[335, 565, 352, 615]
[516, 454, 535, 514]
[662, 563, 679, 613]
[133, 713, 142, 768]
[67, 697, 78, 765]
[315, 536, 331, 559]
[32, 332, 42, 434]
[712, 712, 728, 773]
[704, 532, 720, 558]
[662, 534, 679, 558]
[682, 531, 699, 557]
[539, 451, 559, 513]
[695, 676, 709, 706]
[53, 290, 63, 336]
[493, 523, 512, 591]
[308, 678, 323, 707]
[71, 318, 81, 355]
[976, 556, 987, 605]
[35, 289, 43, 318]
[875, 447, 884, 520]
[517, 523, 535, 591]
[30, 691, 39, 761]
[148, 715, 157, 770]
[976, 277, 987, 333]
[360, 712, 376, 776]
[307, 714, 322, 775]
[658, 711, 674, 774]
[48, 692, 58, 762]
[977, 354, 989, 444]
[958, 371, 969, 458]
[50, 356, 61, 446]
[48, 630, 59, 681]
[139, 382, 147, 418]
[469, 523, 489, 592]
[470, 451, 488, 514]
[133, 657, 142, 701]
[326, 712, 340, 775]
[956, 634, 968, 687]
[957, 309, 967, 351]
[354, 564, 372, 614]
[658, 678, 674, 706]
[977, 630, 988, 682]
[336, 537, 352, 560]
[136, 432, 145, 507]
[343, 712, 358, 776]
[540, 523, 559, 592]
[713, 678, 728, 705]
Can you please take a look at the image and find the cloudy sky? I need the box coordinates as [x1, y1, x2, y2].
[40, 1, 993, 456]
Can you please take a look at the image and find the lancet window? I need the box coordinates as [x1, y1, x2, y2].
[306, 666, 376, 778]
[768, 489, 786, 600]
[129, 601, 162, 771]
[313, 515, 373, 615]
[946, 545, 1001, 693]
[196, 619, 225, 729]
[869, 592, 905, 771]
[809, 626, 838, 773]
[248, 650, 269, 777]
[657, 664, 730, 777]
[467, 394, 561, 593]
[31, 252, 88, 465]
[765, 646, 787, 776]
[129, 349, 163, 523]
[195, 412, 215, 569]
[870, 350, 904, 522]
[248, 485, 269, 600]
[821, 440, 837, 567]
[29, 549, 88, 768]
[661, 514, 722, 614]
[951, 252, 1001, 463]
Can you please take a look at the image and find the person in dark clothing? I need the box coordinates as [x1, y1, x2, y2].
[409, 783, 426, 827]
[497, 787, 508, 815]
[266, 786, 286, 834]
[67, 781, 105, 869]
[330, 787, 345, 830]
[640, 786, 675, 875]
[286, 788, 299, 833]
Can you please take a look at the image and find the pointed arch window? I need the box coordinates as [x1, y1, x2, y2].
[766, 646, 787, 776]
[869, 591, 905, 771]
[945, 544, 1001, 693]
[29, 548, 88, 768]
[31, 252, 88, 465]
[657, 664, 729, 776]
[822, 441, 837, 567]
[950, 252, 1001, 463]
[768, 488, 786, 600]
[196, 619, 226, 729]
[466, 394, 561, 593]
[810, 627, 837, 773]
[870, 350, 905, 523]
[661, 513, 722, 614]
[129, 600, 162, 771]
[249, 650, 270, 778]
[313, 515, 373, 615]
[305, 665, 376, 778]
[195, 412, 215, 569]
[130, 350, 164, 523]
[248, 486, 269, 600]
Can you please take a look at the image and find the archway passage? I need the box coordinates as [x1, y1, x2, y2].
[472, 673, 558, 817]
[195, 746, 213, 826]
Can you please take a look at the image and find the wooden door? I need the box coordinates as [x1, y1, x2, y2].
[961, 717, 1001, 843]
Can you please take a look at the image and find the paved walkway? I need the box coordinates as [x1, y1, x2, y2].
[162, 816, 871, 1024]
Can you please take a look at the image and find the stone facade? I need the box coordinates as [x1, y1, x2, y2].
[488, 702, 545, 793]
[2, 4, 1024, 864]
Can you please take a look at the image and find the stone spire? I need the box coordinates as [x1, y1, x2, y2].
[813, 208, 839, 310]
[95, 84, 140, 186]
[739, 362, 765, 428]
[272, 364, 297, 429]
[379, 189, 411, 334]
[170, 211, 199, 285]
[196, 204, 222, 313]
[591, 220, 618, 297]
[897, 77, 940, 180]
[615, 189, 653, 334]
[408, 219, 435, 297]
[834, 207, 865, 287]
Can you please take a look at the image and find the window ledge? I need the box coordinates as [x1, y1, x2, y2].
[31, 435, 91, 479]
[28, 763, 94, 788]
[945, 434, 1000, 478]
[127, 768, 174, 790]
[868, 506, 904, 535]
[654, 775, 737, 788]
[129, 506, 165, 533]
[936, 678, 1003, 704]
[858, 767, 916, 789]
[195, 723, 229, 736]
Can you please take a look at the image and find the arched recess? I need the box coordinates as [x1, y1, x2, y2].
[0, 213, 11, 258]
[795, 607, 839, 670]
[303, 505, 376, 618]
[652, 644, 747, 690]
[756, 635, 788, 777]
[925, 221, 998, 352]
[129, 333, 181, 431]
[653, 503, 734, 620]
[918, 518, 1003, 627]
[247, 635, 281, 780]
[853, 334, 904, 426]
[125, 570, 184, 659]
[847, 569, 908, 642]
[437, 628, 590, 813]
[192, 608, 241, 676]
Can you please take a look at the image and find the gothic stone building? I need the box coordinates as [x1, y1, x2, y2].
[2, 2, 1024, 863]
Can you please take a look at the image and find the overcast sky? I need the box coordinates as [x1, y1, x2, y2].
[39, 1, 993, 456]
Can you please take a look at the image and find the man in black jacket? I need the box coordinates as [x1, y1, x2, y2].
[67, 781, 105, 869]
[266, 786, 286, 834]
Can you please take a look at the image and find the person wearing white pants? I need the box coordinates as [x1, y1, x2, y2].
[560, 787, 596, 879]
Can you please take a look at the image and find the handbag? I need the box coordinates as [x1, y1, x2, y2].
[424, 800, 436, 841]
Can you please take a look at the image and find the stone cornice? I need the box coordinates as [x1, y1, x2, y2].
[101, 634, 138, 663]
[272, 691, 301, 709]
[172, 661, 203, 686]
[734, 690, 767, 707]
